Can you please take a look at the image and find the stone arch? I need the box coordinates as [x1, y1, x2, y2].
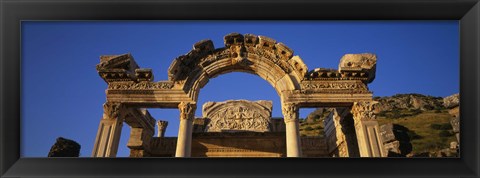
[167, 33, 308, 101]
[94, 32, 383, 158]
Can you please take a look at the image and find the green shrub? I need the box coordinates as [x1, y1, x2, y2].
[430, 123, 452, 130]
[439, 130, 453, 137]
[410, 109, 422, 115]
[391, 110, 402, 119]
[408, 132, 422, 140]
[377, 111, 387, 117]
[430, 124, 441, 130]
[423, 142, 443, 150]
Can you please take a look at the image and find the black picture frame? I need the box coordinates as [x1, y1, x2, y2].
[1, 0, 479, 177]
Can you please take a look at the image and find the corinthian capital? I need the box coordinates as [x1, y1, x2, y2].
[178, 102, 196, 121]
[157, 120, 168, 129]
[282, 102, 299, 123]
[351, 101, 379, 122]
[103, 102, 123, 119]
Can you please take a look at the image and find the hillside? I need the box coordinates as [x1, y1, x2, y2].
[300, 93, 459, 157]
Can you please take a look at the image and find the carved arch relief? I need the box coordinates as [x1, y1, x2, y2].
[202, 100, 273, 132]
[167, 33, 309, 100]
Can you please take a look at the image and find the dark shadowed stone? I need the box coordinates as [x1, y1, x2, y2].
[48, 137, 81, 157]
[380, 123, 413, 157]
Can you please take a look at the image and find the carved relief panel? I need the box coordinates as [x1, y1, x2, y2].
[203, 100, 272, 132]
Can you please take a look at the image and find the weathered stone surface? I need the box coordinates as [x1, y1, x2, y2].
[48, 137, 81, 157]
[448, 106, 460, 118]
[97, 53, 139, 71]
[203, 100, 272, 132]
[450, 116, 460, 133]
[94, 33, 380, 158]
[149, 133, 328, 157]
[383, 141, 402, 157]
[379, 123, 413, 157]
[339, 53, 376, 71]
[156, 120, 168, 137]
[324, 108, 361, 157]
[338, 53, 377, 83]
[379, 123, 396, 143]
[96, 53, 144, 83]
[443, 93, 460, 109]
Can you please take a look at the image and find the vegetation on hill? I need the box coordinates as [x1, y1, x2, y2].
[299, 118, 324, 137]
[376, 110, 456, 156]
[300, 93, 458, 157]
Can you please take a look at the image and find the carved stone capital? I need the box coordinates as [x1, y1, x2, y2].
[156, 120, 169, 137]
[103, 102, 124, 119]
[282, 102, 299, 123]
[157, 120, 168, 129]
[351, 101, 379, 122]
[178, 102, 196, 121]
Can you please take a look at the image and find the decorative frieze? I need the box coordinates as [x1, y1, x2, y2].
[108, 81, 174, 90]
[135, 68, 154, 82]
[203, 100, 272, 132]
[302, 81, 368, 90]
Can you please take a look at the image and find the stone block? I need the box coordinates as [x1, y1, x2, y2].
[48, 137, 81, 157]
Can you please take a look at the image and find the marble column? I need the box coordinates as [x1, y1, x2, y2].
[92, 103, 124, 157]
[157, 120, 168, 137]
[175, 102, 196, 157]
[351, 101, 386, 157]
[282, 102, 302, 157]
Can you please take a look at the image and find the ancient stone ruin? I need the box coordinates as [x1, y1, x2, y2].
[149, 100, 328, 157]
[92, 33, 385, 157]
[379, 123, 413, 157]
[48, 137, 81, 157]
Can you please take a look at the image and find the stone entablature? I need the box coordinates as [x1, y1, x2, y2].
[98, 33, 377, 107]
[306, 53, 376, 83]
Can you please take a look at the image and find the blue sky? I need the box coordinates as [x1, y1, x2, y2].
[21, 21, 459, 157]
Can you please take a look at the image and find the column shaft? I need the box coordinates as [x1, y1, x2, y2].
[282, 103, 302, 157]
[351, 101, 386, 157]
[92, 103, 124, 157]
[285, 121, 302, 157]
[175, 102, 196, 157]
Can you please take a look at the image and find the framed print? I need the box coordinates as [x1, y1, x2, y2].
[1, 0, 479, 177]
